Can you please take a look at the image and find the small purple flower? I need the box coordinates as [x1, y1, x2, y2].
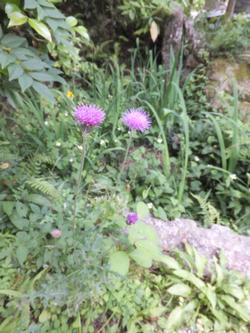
[50, 229, 62, 238]
[74, 104, 105, 127]
[122, 108, 151, 132]
[127, 212, 138, 225]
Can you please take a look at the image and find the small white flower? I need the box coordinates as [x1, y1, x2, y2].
[147, 203, 153, 209]
[117, 127, 122, 131]
[77, 145, 83, 151]
[69, 158, 74, 163]
[157, 137, 163, 144]
[100, 139, 106, 146]
[44, 121, 49, 126]
[229, 174, 237, 181]
[64, 112, 68, 117]
[56, 142, 61, 147]
[194, 156, 200, 162]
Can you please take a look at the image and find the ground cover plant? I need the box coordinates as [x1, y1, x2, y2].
[0, 1, 250, 332]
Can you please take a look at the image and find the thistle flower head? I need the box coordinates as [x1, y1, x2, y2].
[74, 104, 105, 128]
[122, 108, 151, 132]
[50, 229, 62, 238]
[127, 212, 138, 225]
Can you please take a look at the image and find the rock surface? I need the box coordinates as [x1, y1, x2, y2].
[207, 57, 250, 121]
[145, 217, 250, 278]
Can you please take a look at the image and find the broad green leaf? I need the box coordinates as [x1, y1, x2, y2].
[16, 201, 28, 217]
[135, 240, 161, 259]
[18, 74, 33, 92]
[28, 19, 52, 42]
[109, 251, 130, 276]
[8, 63, 24, 81]
[10, 214, 28, 230]
[1, 33, 26, 48]
[24, 0, 37, 9]
[66, 16, 78, 27]
[136, 201, 149, 219]
[8, 12, 27, 27]
[33, 81, 55, 103]
[23, 193, 52, 207]
[166, 306, 185, 330]
[39, 310, 51, 323]
[22, 59, 47, 71]
[157, 254, 181, 270]
[2, 201, 14, 216]
[167, 283, 191, 297]
[16, 245, 28, 265]
[130, 248, 153, 268]
[75, 26, 90, 40]
[128, 222, 158, 245]
[30, 71, 54, 82]
[5, 3, 20, 15]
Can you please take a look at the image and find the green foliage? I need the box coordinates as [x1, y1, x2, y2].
[0, 0, 90, 103]
[204, 14, 250, 55]
[159, 245, 250, 331]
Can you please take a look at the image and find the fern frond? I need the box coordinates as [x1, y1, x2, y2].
[25, 154, 54, 177]
[192, 194, 221, 227]
[26, 178, 61, 201]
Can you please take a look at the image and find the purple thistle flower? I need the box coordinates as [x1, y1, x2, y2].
[127, 212, 138, 225]
[74, 104, 105, 128]
[122, 108, 151, 132]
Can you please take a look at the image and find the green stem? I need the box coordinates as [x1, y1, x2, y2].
[73, 129, 88, 228]
[118, 131, 133, 183]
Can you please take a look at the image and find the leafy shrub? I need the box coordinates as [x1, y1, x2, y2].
[0, 0, 90, 104]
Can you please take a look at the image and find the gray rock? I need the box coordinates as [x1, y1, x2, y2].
[144, 217, 250, 278]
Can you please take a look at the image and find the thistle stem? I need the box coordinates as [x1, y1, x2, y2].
[73, 129, 88, 228]
[118, 131, 133, 183]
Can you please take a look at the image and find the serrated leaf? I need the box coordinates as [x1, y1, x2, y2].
[8, 63, 24, 81]
[33, 81, 55, 103]
[28, 19, 52, 42]
[150, 21, 160, 42]
[167, 283, 191, 297]
[130, 248, 153, 268]
[8, 12, 27, 27]
[109, 251, 130, 276]
[18, 74, 33, 92]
